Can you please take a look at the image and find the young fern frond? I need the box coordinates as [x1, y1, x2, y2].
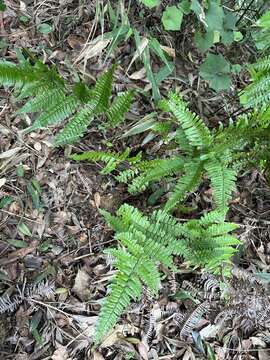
[205, 159, 236, 209]
[241, 56, 270, 109]
[71, 148, 131, 174]
[106, 90, 134, 127]
[127, 157, 185, 194]
[94, 204, 239, 343]
[167, 92, 212, 148]
[0, 58, 130, 146]
[54, 103, 97, 146]
[164, 161, 203, 212]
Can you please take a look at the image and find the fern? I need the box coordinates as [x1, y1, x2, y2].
[204, 159, 236, 209]
[71, 148, 132, 174]
[167, 92, 212, 148]
[106, 90, 134, 127]
[0, 57, 132, 146]
[164, 161, 203, 212]
[73, 92, 238, 211]
[94, 204, 239, 343]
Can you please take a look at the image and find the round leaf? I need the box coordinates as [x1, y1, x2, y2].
[162, 6, 183, 31]
[199, 54, 231, 92]
[38, 23, 53, 34]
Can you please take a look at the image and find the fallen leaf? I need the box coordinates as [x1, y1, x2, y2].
[72, 268, 91, 301]
[138, 340, 149, 360]
[0, 147, 21, 159]
[0, 177, 6, 188]
[129, 68, 146, 80]
[51, 344, 72, 360]
[160, 45, 175, 58]
[93, 351, 105, 360]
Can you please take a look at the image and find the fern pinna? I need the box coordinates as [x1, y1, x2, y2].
[0, 57, 133, 146]
[72, 92, 237, 212]
[94, 204, 239, 343]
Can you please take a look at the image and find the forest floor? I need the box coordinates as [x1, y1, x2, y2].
[1, 1, 270, 359]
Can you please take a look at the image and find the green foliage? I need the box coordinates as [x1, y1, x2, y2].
[240, 60, 270, 109]
[162, 6, 183, 31]
[199, 54, 232, 91]
[92, 170, 240, 343]
[0, 59, 133, 146]
[74, 92, 238, 212]
[94, 203, 239, 343]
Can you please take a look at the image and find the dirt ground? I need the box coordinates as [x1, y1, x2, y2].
[1, 1, 270, 359]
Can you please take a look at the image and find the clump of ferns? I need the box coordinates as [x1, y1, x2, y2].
[0, 56, 133, 146]
[0, 280, 55, 314]
[93, 203, 240, 343]
[71, 92, 270, 213]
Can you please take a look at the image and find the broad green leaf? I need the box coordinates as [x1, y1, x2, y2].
[37, 23, 53, 34]
[162, 6, 183, 31]
[0, 196, 13, 209]
[199, 54, 231, 92]
[179, 0, 191, 14]
[234, 31, 243, 42]
[191, 0, 204, 20]
[205, 0, 224, 31]
[17, 222, 32, 237]
[231, 64, 241, 74]
[220, 12, 238, 45]
[7, 239, 28, 248]
[140, 0, 160, 8]
[194, 30, 214, 52]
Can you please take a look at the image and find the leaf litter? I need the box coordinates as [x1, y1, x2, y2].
[0, 0, 270, 359]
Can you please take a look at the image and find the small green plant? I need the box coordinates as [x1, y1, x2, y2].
[94, 203, 239, 343]
[0, 57, 133, 146]
[72, 92, 237, 212]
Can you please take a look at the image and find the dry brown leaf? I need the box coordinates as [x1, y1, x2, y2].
[75, 38, 110, 64]
[72, 268, 91, 301]
[93, 351, 105, 360]
[100, 324, 139, 348]
[0, 147, 21, 159]
[127, 37, 149, 73]
[0, 177, 6, 188]
[138, 340, 149, 360]
[129, 68, 146, 80]
[259, 350, 270, 360]
[160, 45, 175, 58]
[51, 344, 72, 360]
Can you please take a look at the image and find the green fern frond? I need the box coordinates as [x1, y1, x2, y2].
[93, 65, 116, 112]
[249, 56, 270, 72]
[26, 95, 80, 132]
[95, 204, 239, 343]
[106, 90, 134, 127]
[204, 160, 236, 209]
[164, 161, 203, 212]
[18, 88, 65, 114]
[167, 92, 212, 148]
[95, 247, 143, 344]
[0, 59, 126, 146]
[0, 61, 34, 86]
[70, 148, 131, 174]
[54, 103, 97, 146]
[127, 157, 185, 194]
